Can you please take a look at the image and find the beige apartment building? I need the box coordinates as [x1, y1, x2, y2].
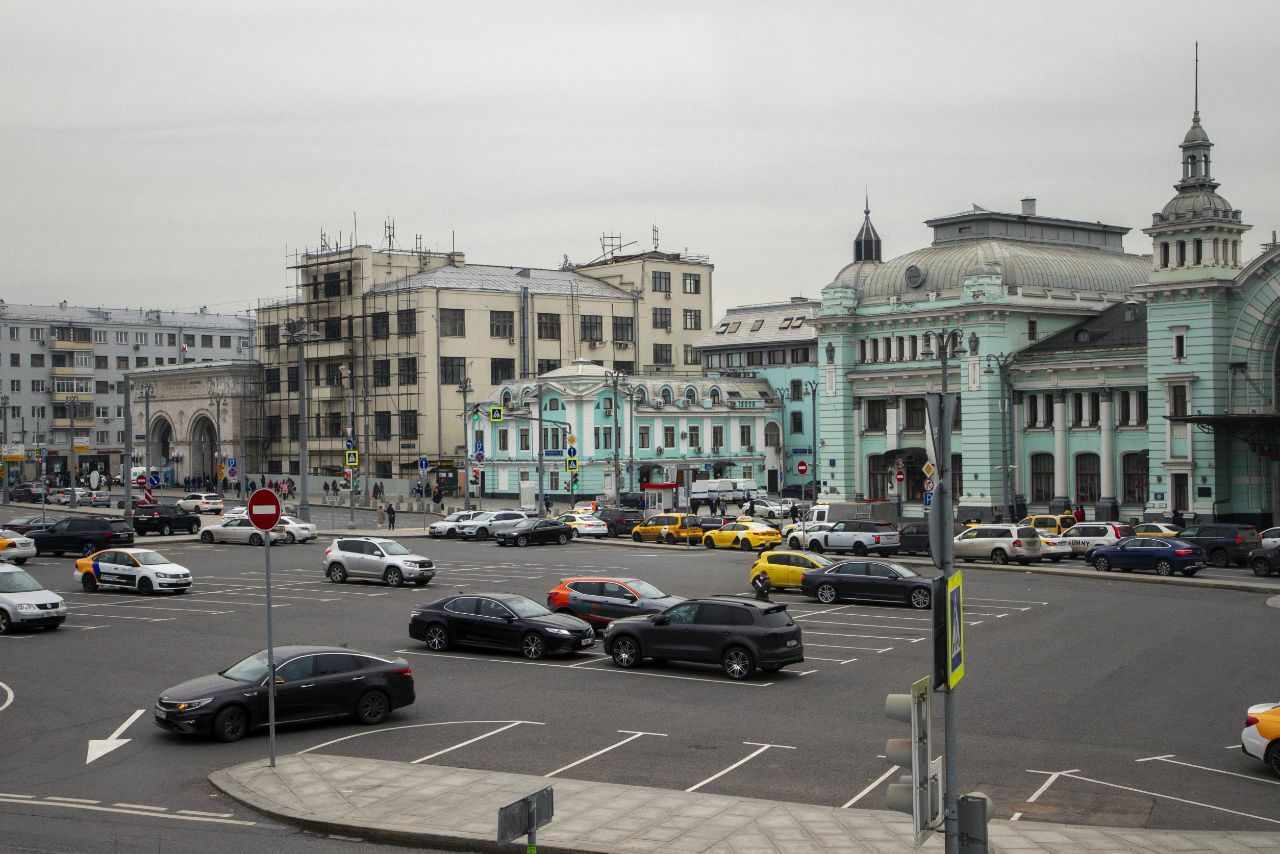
[254, 243, 713, 490]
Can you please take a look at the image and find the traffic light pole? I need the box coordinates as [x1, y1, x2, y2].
[458, 378, 473, 511]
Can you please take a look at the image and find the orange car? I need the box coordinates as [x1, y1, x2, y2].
[1242, 702, 1280, 777]
[545, 576, 684, 627]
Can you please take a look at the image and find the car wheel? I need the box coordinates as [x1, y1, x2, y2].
[189, 524, 199, 534]
[909, 587, 931, 609]
[138, 577, 154, 596]
[610, 636, 641, 668]
[1210, 549, 1229, 568]
[514, 535, 529, 547]
[632, 533, 643, 542]
[251, 533, 267, 546]
[446, 529, 457, 538]
[739, 538, 753, 551]
[991, 549, 1009, 565]
[11, 558, 27, 566]
[1154, 559, 1174, 576]
[571, 528, 580, 538]
[1253, 559, 1273, 578]
[384, 567, 404, 587]
[816, 583, 838, 604]
[80, 572, 98, 592]
[520, 632, 546, 660]
[81, 543, 96, 557]
[557, 534, 569, 545]
[664, 533, 677, 545]
[721, 647, 755, 680]
[852, 542, 868, 556]
[354, 690, 390, 725]
[158, 523, 172, 537]
[1094, 556, 1112, 572]
[1266, 743, 1280, 778]
[327, 563, 347, 583]
[0, 610, 12, 635]
[703, 537, 716, 549]
[285, 532, 296, 544]
[809, 541, 824, 554]
[211, 706, 249, 743]
[423, 624, 450, 651]
[788, 537, 801, 549]
[200, 531, 214, 544]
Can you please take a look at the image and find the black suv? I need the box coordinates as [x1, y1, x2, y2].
[128, 504, 202, 536]
[603, 597, 804, 680]
[594, 507, 646, 537]
[30, 517, 135, 557]
[1174, 523, 1262, 567]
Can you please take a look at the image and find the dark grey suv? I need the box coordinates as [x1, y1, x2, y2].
[603, 598, 803, 680]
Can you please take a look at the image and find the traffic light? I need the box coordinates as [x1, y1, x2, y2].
[470, 468, 480, 486]
[885, 676, 940, 846]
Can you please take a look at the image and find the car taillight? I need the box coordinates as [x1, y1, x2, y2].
[393, 666, 412, 677]
[874, 535, 881, 544]
[324, 548, 331, 556]
[1013, 539, 1023, 547]
[1235, 534, 1243, 543]
[1246, 715, 1259, 727]
[1174, 549, 1193, 556]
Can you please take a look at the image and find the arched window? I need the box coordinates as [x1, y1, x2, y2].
[684, 387, 698, 404]
[547, 398, 561, 412]
[660, 387, 673, 406]
[764, 422, 781, 448]
[867, 454, 888, 500]
[1122, 452, 1148, 505]
[633, 387, 647, 405]
[1030, 453, 1054, 503]
[709, 387, 721, 405]
[1075, 453, 1100, 504]
[501, 390, 512, 408]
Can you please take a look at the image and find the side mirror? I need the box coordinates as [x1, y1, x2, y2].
[622, 593, 637, 603]
[653, 615, 670, 626]
[505, 615, 517, 623]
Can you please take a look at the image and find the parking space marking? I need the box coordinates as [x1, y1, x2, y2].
[0, 794, 256, 826]
[1031, 769, 1280, 826]
[966, 597, 1047, 606]
[1135, 754, 1280, 786]
[396, 649, 776, 687]
[1010, 768, 1079, 821]
[410, 720, 543, 764]
[804, 655, 859, 664]
[806, 642, 893, 653]
[805, 630, 927, 643]
[60, 600, 233, 615]
[62, 610, 172, 622]
[296, 719, 536, 755]
[843, 765, 900, 808]
[46, 796, 99, 804]
[792, 619, 933, 632]
[113, 802, 167, 811]
[686, 742, 796, 792]
[0, 681, 12, 713]
[544, 730, 668, 778]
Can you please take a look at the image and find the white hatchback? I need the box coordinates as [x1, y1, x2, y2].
[177, 493, 225, 514]
[74, 547, 192, 595]
[0, 529, 38, 565]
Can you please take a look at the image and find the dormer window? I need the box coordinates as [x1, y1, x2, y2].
[780, 318, 793, 329]
[750, 319, 764, 331]
[660, 387, 673, 405]
[1074, 329, 1091, 345]
[715, 322, 730, 334]
[727, 322, 741, 333]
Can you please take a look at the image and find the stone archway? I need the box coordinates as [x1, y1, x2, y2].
[148, 416, 174, 471]
[189, 415, 218, 485]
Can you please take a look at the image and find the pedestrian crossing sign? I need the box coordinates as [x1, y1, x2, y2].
[345, 450, 359, 467]
[565, 458, 578, 473]
[488, 406, 504, 423]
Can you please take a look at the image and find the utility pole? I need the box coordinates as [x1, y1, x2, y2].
[209, 379, 228, 493]
[361, 388, 371, 510]
[237, 379, 247, 502]
[282, 318, 317, 522]
[122, 379, 132, 510]
[1, 393, 9, 505]
[67, 394, 80, 506]
[137, 382, 154, 497]
[604, 370, 629, 504]
[984, 353, 1017, 522]
[531, 383, 545, 516]
[458, 376, 473, 511]
[803, 380, 819, 502]
[346, 365, 356, 529]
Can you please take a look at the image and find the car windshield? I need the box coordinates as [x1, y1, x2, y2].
[627, 580, 668, 599]
[375, 541, 412, 555]
[444, 513, 469, 522]
[513, 519, 538, 530]
[805, 553, 834, 566]
[221, 651, 272, 682]
[468, 513, 494, 523]
[0, 570, 43, 593]
[505, 597, 550, 618]
[0, 529, 20, 538]
[133, 552, 171, 566]
[885, 563, 918, 578]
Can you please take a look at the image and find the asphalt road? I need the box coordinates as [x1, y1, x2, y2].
[1, 512, 1278, 852]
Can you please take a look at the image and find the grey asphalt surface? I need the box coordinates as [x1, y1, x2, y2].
[1, 506, 1278, 852]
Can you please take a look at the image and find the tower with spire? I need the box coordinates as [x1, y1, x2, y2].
[853, 191, 882, 263]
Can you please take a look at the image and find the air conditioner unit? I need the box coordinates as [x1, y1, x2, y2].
[508, 337, 516, 345]
[692, 446, 701, 454]
[746, 444, 755, 452]
[677, 399, 688, 409]
[663, 292, 671, 300]
[652, 400, 664, 409]
[616, 341, 629, 349]
[588, 341, 600, 349]
[680, 432, 688, 440]
[656, 447, 665, 455]
[132, 343, 140, 351]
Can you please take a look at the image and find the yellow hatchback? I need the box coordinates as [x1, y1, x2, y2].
[631, 513, 703, 544]
[1133, 522, 1182, 537]
[702, 521, 782, 551]
[1019, 515, 1078, 536]
[748, 550, 833, 590]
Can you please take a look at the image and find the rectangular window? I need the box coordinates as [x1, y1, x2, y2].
[682, 273, 701, 294]
[580, 315, 602, 341]
[537, 313, 561, 340]
[684, 345, 699, 365]
[1072, 392, 1084, 427]
[95, 355, 107, 370]
[371, 312, 389, 339]
[439, 308, 465, 337]
[265, 368, 281, 393]
[1160, 242, 1170, 268]
[791, 347, 811, 363]
[116, 356, 129, 369]
[30, 327, 44, 342]
[219, 335, 231, 349]
[612, 316, 634, 342]
[536, 358, 560, 374]
[1119, 391, 1131, 425]
[1122, 453, 1149, 505]
[7, 353, 16, 367]
[372, 360, 390, 387]
[1136, 390, 1148, 424]
[30, 380, 45, 393]
[1030, 454, 1055, 503]
[614, 360, 634, 373]
[440, 356, 466, 385]
[94, 380, 108, 394]
[323, 271, 342, 297]
[653, 344, 672, 365]
[7, 327, 16, 340]
[519, 428, 530, 451]
[286, 366, 298, 392]
[397, 357, 417, 385]
[497, 429, 509, 452]
[904, 398, 926, 430]
[326, 363, 341, 387]
[867, 454, 887, 500]
[740, 424, 752, 446]
[200, 335, 212, 347]
[768, 349, 787, 365]
[652, 307, 671, 329]
[1173, 332, 1186, 360]
[865, 399, 887, 430]
[93, 329, 106, 344]
[288, 414, 300, 441]
[491, 358, 515, 385]
[1027, 319, 1038, 342]
[490, 311, 515, 339]
[325, 318, 343, 342]
[135, 357, 149, 367]
[711, 425, 724, 449]
[665, 425, 677, 447]
[651, 271, 671, 293]
[399, 410, 418, 440]
[682, 309, 702, 330]
[1075, 454, 1101, 504]
[397, 308, 416, 336]
[1170, 384, 1188, 417]
[135, 331, 149, 345]
[1089, 392, 1100, 426]
[687, 425, 701, 448]
[638, 426, 650, 449]
[790, 410, 804, 434]
[374, 411, 391, 440]
[183, 333, 195, 347]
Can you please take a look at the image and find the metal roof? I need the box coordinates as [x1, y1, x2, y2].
[0, 301, 252, 331]
[693, 299, 819, 351]
[1021, 301, 1147, 355]
[369, 264, 635, 300]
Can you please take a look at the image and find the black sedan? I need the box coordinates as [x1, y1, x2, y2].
[410, 593, 594, 659]
[2, 516, 58, 535]
[1090, 537, 1206, 576]
[494, 518, 573, 547]
[154, 645, 415, 743]
[799, 560, 934, 609]
[1248, 546, 1280, 577]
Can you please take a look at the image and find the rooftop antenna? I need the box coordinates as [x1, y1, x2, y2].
[319, 229, 331, 252]
[1194, 41, 1199, 117]
[652, 224, 660, 250]
[864, 185, 870, 216]
[381, 218, 396, 252]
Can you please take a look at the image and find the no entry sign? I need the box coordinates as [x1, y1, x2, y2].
[134, 474, 146, 488]
[248, 488, 283, 532]
[797, 460, 809, 475]
[895, 470, 906, 484]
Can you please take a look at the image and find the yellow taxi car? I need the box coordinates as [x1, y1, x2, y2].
[1133, 522, 1182, 537]
[1019, 514, 1079, 536]
[631, 512, 703, 544]
[702, 521, 782, 551]
[748, 550, 833, 590]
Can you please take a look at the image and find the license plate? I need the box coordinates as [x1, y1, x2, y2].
[786, 639, 798, 647]
[580, 637, 594, 647]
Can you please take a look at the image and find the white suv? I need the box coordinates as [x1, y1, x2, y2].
[177, 493, 224, 515]
[954, 524, 1043, 565]
[806, 520, 900, 556]
[1060, 522, 1137, 558]
[458, 510, 532, 540]
[429, 511, 483, 538]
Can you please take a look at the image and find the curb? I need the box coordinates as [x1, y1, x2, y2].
[954, 559, 1279, 595]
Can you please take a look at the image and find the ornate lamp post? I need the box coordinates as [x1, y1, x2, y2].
[282, 318, 318, 521]
[603, 369, 633, 504]
[457, 376, 474, 510]
[66, 394, 80, 506]
[983, 352, 1018, 522]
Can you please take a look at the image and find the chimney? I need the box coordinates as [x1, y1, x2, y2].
[447, 252, 466, 267]
[1021, 198, 1037, 216]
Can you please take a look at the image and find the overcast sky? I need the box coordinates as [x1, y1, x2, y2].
[4, 1, 1278, 318]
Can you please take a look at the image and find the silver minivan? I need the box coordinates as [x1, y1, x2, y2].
[954, 524, 1043, 565]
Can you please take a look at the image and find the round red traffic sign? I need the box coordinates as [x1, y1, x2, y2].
[247, 488, 283, 532]
[133, 474, 146, 488]
[797, 460, 809, 475]
[895, 470, 905, 484]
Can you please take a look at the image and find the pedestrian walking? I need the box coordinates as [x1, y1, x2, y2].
[323, 481, 330, 496]
[1073, 504, 1085, 523]
[790, 503, 800, 523]
[543, 495, 552, 516]
[387, 504, 396, 530]
[377, 504, 386, 529]
[183, 475, 190, 492]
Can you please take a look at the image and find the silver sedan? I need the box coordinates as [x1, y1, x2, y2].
[198, 518, 285, 545]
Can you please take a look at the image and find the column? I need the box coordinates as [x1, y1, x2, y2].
[1052, 390, 1069, 513]
[1096, 389, 1118, 520]
[885, 396, 900, 452]
[1011, 390, 1025, 512]
[851, 399, 863, 500]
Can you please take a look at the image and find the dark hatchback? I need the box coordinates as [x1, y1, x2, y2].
[154, 645, 415, 742]
[1091, 537, 1205, 576]
[128, 504, 202, 536]
[800, 560, 934, 609]
[897, 521, 968, 556]
[30, 517, 134, 556]
[1174, 524, 1262, 567]
[603, 598, 804, 680]
[494, 518, 573, 547]
[3, 516, 58, 535]
[1249, 546, 1280, 577]
[595, 507, 645, 537]
[410, 593, 595, 660]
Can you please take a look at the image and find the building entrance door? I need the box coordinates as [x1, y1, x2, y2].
[1172, 473, 1189, 515]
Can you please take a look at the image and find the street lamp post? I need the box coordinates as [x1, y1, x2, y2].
[1, 393, 9, 505]
[209, 379, 228, 493]
[282, 318, 318, 522]
[361, 388, 371, 510]
[457, 377, 474, 511]
[983, 353, 1017, 522]
[136, 382, 154, 495]
[604, 370, 631, 505]
[803, 380, 819, 502]
[67, 394, 80, 507]
[340, 365, 356, 529]
[521, 384, 546, 516]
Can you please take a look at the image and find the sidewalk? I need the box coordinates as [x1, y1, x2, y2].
[211, 754, 1280, 853]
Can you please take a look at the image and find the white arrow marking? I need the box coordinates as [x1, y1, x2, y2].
[0, 681, 13, 714]
[86, 709, 145, 764]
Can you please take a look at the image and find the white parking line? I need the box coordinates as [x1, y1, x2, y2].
[114, 802, 167, 811]
[1052, 770, 1280, 825]
[0, 795, 255, 826]
[966, 597, 1047, 606]
[804, 655, 859, 664]
[544, 730, 667, 778]
[61, 602, 233, 615]
[1135, 754, 1280, 786]
[410, 720, 542, 764]
[793, 619, 932, 632]
[396, 649, 776, 687]
[62, 611, 172, 622]
[806, 642, 893, 653]
[1011, 768, 1079, 821]
[686, 742, 796, 792]
[178, 809, 235, 817]
[46, 797, 99, 804]
[805, 630, 927, 643]
[296, 719, 539, 755]
[843, 765, 900, 808]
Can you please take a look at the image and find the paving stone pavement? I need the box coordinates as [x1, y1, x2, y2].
[210, 754, 1280, 853]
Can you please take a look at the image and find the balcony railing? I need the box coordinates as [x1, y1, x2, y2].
[51, 339, 95, 351]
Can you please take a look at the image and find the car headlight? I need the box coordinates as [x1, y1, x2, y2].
[175, 698, 212, 712]
[16, 603, 37, 612]
[546, 627, 571, 636]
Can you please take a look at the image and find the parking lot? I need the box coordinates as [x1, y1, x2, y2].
[2, 510, 1279, 847]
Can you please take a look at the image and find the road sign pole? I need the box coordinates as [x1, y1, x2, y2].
[264, 530, 277, 767]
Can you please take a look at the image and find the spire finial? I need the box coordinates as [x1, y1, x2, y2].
[864, 186, 870, 217]
[1193, 41, 1199, 118]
